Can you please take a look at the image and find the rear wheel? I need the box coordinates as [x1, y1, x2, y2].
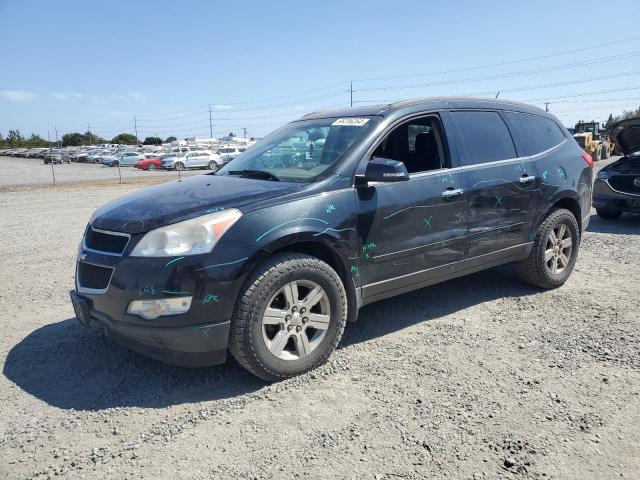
[175, 162, 185, 171]
[208, 160, 219, 171]
[596, 208, 622, 220]
[147, 163, 156, 171]
[112, 161, 119, 167]
[516, 208, 579, 289]
[229, 252, 347, 382]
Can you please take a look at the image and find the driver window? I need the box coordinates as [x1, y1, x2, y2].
[371, 115, 447, 174]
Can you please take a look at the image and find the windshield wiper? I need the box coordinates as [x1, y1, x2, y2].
[227, 169, 281, 181]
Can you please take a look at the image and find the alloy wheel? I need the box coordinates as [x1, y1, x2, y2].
[545, 222, 573, 275]
[261, 280, 331, 361]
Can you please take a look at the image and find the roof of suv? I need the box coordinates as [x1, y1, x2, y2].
[300, 96, 547, 121]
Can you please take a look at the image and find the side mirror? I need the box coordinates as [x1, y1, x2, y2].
[364, 157, 410, 183]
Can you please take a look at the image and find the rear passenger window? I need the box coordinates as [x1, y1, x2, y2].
[451, 111, 516, 165]
[504, 111, 566, 156]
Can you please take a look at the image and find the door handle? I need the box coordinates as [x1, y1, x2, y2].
[442, 188, 464, 199]
[519, 175, 537, 185]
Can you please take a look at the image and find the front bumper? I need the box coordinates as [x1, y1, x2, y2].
[71, 232, 251, 367]
[593, 179, 640, 213]
[71, 289, 229, 366]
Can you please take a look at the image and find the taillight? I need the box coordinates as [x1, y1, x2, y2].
[582, 152, 594, 168]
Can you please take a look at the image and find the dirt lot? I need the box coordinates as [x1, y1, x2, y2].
[0, 156, 200, 189]
[0, 159, 639, 479]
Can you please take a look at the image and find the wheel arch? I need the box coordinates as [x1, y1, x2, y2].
[539, 194, 582, 236]
[238, 234, 360, 323]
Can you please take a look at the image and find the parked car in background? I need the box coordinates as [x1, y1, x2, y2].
[134, 156, 162, 171]
[217, 146, 243, 163]
[102, 151, 145, 167]
[43, 151, 70, 164]
[87, 149, 114, 163]
[593, 117, 640, 219]
[160, 150, 222, 170]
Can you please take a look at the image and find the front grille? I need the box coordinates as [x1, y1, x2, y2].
[609, 175, 640, 195]
[78, 262, 114, 291]
[85, 227, 129, 255]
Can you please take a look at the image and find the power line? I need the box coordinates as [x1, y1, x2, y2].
[357, 50, 640, 92]
[353, 34, 640, 83]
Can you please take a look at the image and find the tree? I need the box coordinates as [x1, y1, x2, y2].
[62, 132, 86, 146]
[61, 131, 106, 146]
[143, 136, 162, 145]
[165, 136, 177, 143]
[26, 134, 49, 148]
[6, 129, 25, 146]
[112, 133, 138, 145]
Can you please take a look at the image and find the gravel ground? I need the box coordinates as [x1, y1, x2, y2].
[0, 156, 201, 189]
[0, 159, 638, 479]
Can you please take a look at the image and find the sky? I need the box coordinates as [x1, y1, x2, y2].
[1, 0, 640, 141]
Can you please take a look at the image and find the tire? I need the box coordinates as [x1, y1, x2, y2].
[594, 145, 602, 161]
[596, 208, 622, 220]
[516, 208, 580, 289]
[207, 160, 219, 171]
[147, 163, 156, 171]
[175, 162, 185, 171]
[112, 161, 119, 167]
[229, 252, 347, 382]
[601, 144, 610, 160]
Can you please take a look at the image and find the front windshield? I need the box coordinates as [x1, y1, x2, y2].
[217, 116, 378, 182]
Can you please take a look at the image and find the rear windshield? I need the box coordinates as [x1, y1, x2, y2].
[217, 116, 379, 183]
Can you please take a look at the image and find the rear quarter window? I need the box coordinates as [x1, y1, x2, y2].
[450, 111, 516, 165]
[504, 111, 566, 156]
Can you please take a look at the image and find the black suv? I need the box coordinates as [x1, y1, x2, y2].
[70, 98, 593, 381]
[593, 117, 640, 219]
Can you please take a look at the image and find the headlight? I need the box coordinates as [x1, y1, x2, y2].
[130, 209, 242, 257]
[596, 170, 612, 180]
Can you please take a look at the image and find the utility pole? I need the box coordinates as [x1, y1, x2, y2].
[208, 104, 214, 139]
[47, 130, 56, 186]
[495, 91, 500, 99]
[133, 115, 139, 147]
[88, 123, 92, 146]
[544, 102, 550, 112]
[242, 127, 247, 139]
[54, 126, 60, 147]
[350, 81, 354, 107]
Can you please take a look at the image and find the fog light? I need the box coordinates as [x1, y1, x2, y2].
[127, 297, 192, 320]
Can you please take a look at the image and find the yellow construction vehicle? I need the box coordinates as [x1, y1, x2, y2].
[572, 120, 615, 160]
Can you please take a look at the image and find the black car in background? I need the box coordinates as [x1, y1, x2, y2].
[593, 117, 640, 219]
[70, 97, 593, 381]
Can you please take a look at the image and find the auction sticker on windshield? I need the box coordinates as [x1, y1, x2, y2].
[332, 118, 370, 127]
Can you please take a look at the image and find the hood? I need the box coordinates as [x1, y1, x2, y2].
[600, 154, 640, 175]
[91, 174, 303, 234]
[610, 117, 640, 156]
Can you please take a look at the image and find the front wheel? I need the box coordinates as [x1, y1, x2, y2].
[175, 162, 185, 171]
[112, 161, 119, 167]
[208, 160, 219, 171]
[596, 208, 622, 220]
[516, 208, 580, 289]
[147, 163, 156, 171]
[229, 253, 347, 382]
